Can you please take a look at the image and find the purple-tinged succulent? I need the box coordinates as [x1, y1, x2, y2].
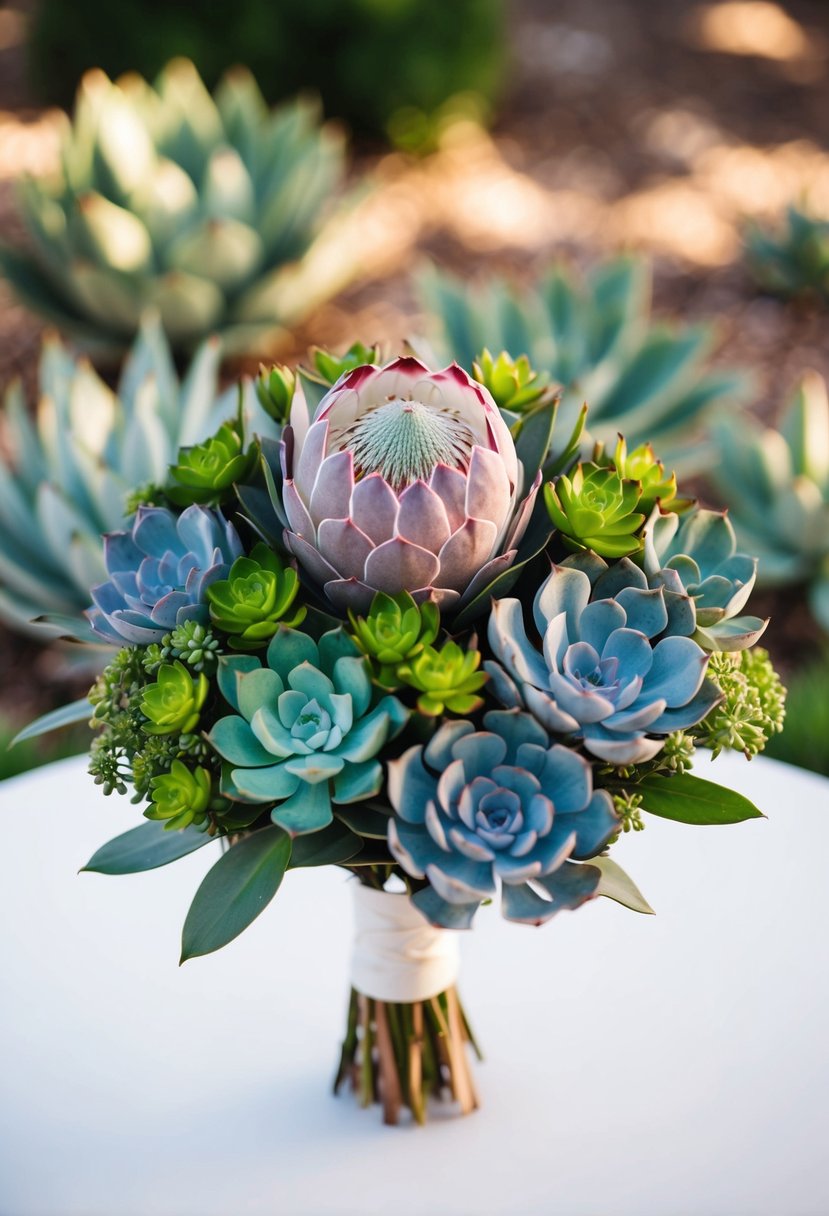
[87, 505, 243, 645]
[388, 710, 617, 928]
[487, 561, 721, 765]
[280, 356, 540, 614]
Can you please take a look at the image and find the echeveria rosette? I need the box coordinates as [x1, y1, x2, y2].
[147, 761, 213, 830]
[388, 710, 618, 928]
[487, 562, 721, 764]
[641, 507, 768, 652]
[397, 642, 487, 716]
[167, 422, 259, 507]
[593, 436, 686, 516]
[280, 356, 541, 615]
[141, 662, 208, 735]
[208, 627, 408, 836]
[87, 504, 243, 645]
[207, 544, 306, 649]
[348, 591, 439, 688]
[544, 464, 646, 559]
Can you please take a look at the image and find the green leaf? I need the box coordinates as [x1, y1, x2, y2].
[82, 820, 213, 875]
[334, 803, 391, 840]
[637, 772, 765, 825]
[591, 855, 654, 914]
[12, 697, 92, 746]
[289, 820, 362, 867]
[513, 399, 557, 480]
[180, 825, 291, 961]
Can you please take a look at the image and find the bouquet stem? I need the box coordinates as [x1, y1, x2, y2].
[334, 985, 482, 1125]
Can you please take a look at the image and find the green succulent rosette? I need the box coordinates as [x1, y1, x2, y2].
[167, 422, 260, 507]
[147, 761, 213, 830]
[593, 435, 686, 515]
[208, 627, 408, 835]
[207, 544, 306, 649]
[472, 348, 554, 414]
[397, 641, 487, 716]
[348, 591, 439, 687]
[544, 463, 646, 558]
[141, 662, 208, 735]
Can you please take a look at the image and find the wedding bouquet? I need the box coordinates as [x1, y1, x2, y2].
[27, 344, 785, 1125]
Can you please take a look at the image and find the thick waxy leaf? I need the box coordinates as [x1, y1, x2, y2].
[288, 820, 362, 867]
[637, 772, 765, 825]
[181, 826, 291, 961]
[12, 697, 92, 745]
[82, 820, 213, 874]
[591, 855, 654, 914]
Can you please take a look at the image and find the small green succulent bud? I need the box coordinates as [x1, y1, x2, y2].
[348, 591, 439, 687]
[311, 342, 382, 386]
[206, 543, 306, 649]
[472, 348, 554, 414]
[147, 760, 213, 830]
[166, 421, 259, 506]
[141, 662, 209, 735]
[593, 435, 688, 515]
[545, 463, 647, 558]
[165, 621, 222, 671]
[397, 641, 487, 716]
[256, 363, 296, 424]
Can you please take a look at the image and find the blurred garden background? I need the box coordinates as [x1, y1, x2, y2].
[0, 0, 827, 778]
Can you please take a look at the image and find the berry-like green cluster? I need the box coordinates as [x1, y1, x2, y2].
[693, 648, 786, 758]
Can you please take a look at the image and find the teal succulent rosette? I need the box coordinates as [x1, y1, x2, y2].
[388, 711, 618, 928]
[208, 627, 408, 835]
[24, 341, 782, 1127]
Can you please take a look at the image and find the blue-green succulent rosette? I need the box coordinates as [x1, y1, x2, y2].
[487, 558, 722, 765]
[207, 626, 408, 835]
[388, 710, 618, 928]
[86, 504, 243, 645]
[640, 506, 768, 652]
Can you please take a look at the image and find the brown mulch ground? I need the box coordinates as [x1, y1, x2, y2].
[1, 0, 828, 729]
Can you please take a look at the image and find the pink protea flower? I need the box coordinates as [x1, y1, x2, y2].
[281, 357, 540, 613]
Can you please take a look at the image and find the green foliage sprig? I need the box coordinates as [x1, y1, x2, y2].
[693, 648, 786, 759]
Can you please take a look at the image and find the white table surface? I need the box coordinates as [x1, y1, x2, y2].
[1, 751, 828, 1216]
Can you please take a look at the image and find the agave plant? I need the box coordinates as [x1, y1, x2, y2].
[419, 256, 747, 470]
[708, 372, 829, 630]
[0, 59, 345, 354]
[0, 317, 269, 636]
[745, 206, 829, 304]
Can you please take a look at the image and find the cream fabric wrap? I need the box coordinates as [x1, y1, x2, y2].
[349, 883, 460, 1003]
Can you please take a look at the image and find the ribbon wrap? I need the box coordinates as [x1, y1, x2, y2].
[349, 883, 460, 1003]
